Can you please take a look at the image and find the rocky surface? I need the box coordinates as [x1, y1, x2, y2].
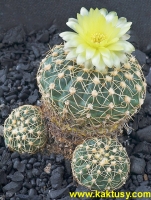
[0, 24, 151, 200]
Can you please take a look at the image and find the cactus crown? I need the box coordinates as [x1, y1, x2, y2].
[4, 105, 47, 154]
[71, 137, 130, 191]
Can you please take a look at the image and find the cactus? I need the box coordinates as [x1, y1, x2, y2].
[4, 105, 47, 154]
[37, 44, 146, 138]
[71, 137, 130, 191]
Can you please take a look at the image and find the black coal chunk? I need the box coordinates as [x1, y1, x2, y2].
[137, 175, 143, 183]
[126, 144, 135, 156]
[64, 160, 72, 177]
[75, 185, 92, 200]
[133, 141, 151, 155]
[13, 160, 25, 172]
[130, 156, 146, 174]
[144, 43, 151, 55]
[10, 171, 24, 182]
[28, 188, 37, 196]
[0, 169, 7, 184]
[60, 197, 79, 200]
[31, 46, 40, 58]
[56, 154, 64, 164]
[2, 181, 22, 194]
[136, 125, 151, 142]
[47, 187, 69, 199]
[146, 69, 151, 87]
[132, 49, 146, 66]
[0, 87, 4, 97]
[0, 136, 5, 147]
[146, 160, 151, 175]
[28, 89, 39, 104]
[1, 105, 10, 118]
[19, 153, 31, 161]
[15, 194, 30, 200]
[50, 166, 64, 189]
[11, 152, 20, 159]
[36, 30, 50, 43]
[134, 182, 151, 200]
[127, 30, 139, 49]
[132, 49, 150, 76]
[2, 25, 25, 45]
[49, 33, 63, 47]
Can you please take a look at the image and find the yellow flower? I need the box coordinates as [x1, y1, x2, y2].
[60, 7, 135, 72]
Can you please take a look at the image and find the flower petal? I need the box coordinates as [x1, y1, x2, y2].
[115, 52, 128, 63]
[95, 56, 106, 72]
[117, 22, 132, 37]
[76, 44, 85, 54]
[64, 40, 79, 48]
[84, 60, 93, 69]
[95, 63, 106, 72]
[60, 7, 134, 72]
[80, 7, 89, 16]
[99, 8, 108, 17]
[110, 52, 120, 68]
[106, 37, 119, 46]
[116, 17, 127, 27]
[120, 34, 130, 40]
[68, 18, 78, 23]
[86, 48, 95, 60]
[92, 53, 100, 66]
[59, 32, 78, 41]
[66, 49, 76, 60]
[107, 42, 124, 51]
[118, 41, 135, 52]
[100, 48, 110, 58]
[66, 21, 82, 33]
[106, 11, 117, 22]
[76, 53, 86, 64]
[102, 55, 113, 68]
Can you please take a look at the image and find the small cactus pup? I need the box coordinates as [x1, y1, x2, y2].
[37, 7, 146, 156]
[71, 137, 130, 191]
[4, 105, 47, 154]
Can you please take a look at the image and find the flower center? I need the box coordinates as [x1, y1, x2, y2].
[91, 33, 106, 43]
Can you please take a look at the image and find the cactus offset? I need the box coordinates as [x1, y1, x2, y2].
[71, 137, 130, 191]
[4, 105, 47, 154]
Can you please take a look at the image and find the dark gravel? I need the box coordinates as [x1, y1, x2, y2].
[0, 24, 151, 200]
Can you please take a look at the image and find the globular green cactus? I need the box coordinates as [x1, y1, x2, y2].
[37, 44, 146, 138]
[71, 137, 130, 191]
[4, 105, 47, 154]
